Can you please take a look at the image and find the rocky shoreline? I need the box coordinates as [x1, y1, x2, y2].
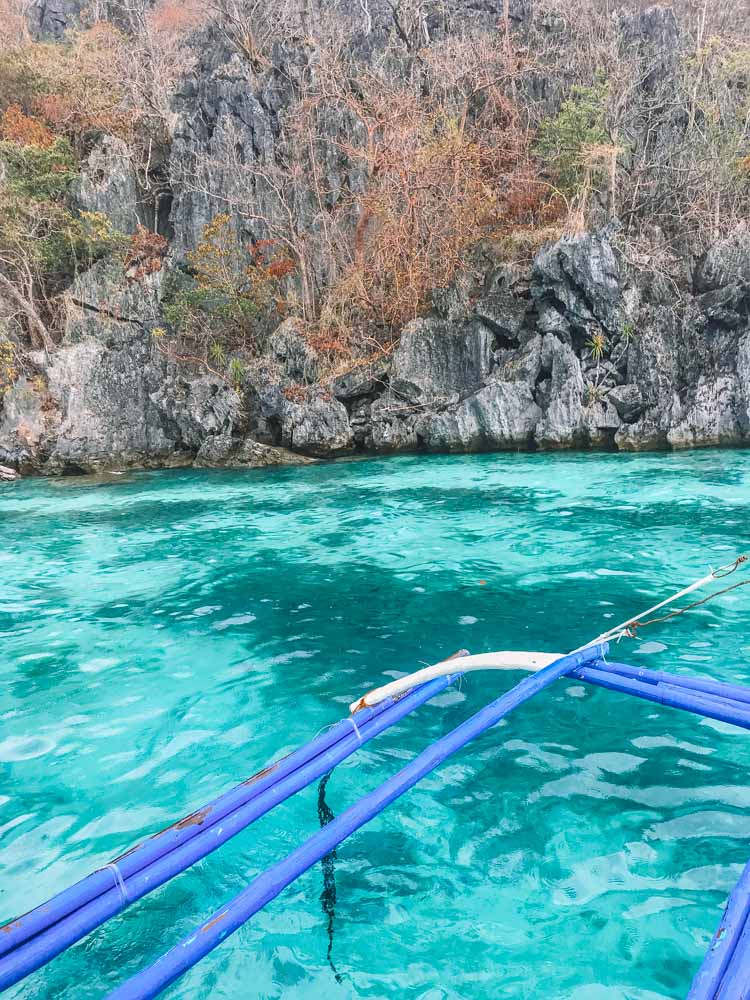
[1, 2, 749, 479]
[2, 224, 749, 479]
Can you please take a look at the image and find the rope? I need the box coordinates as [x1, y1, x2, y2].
[317, 772, 344, 985]
[713, 554, 749, 579]
[583, 553, 750, 650]
[632, 579, 750, 631]
[102, 862, 130, 910]
[350, 556, 750, 710]
[347, 716, 363, 743]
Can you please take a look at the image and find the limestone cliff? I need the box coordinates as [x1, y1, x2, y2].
[1, 1, 749, 475]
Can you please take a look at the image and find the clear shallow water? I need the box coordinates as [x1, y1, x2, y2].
[1, 450, 750, 1000]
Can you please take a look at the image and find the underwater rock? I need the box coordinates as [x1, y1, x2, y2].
[195, 433, 311, 468]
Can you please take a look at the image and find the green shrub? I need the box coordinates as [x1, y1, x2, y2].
[162, 214, 292, 349]
[0, 137, 76, 200]
[0, 136, 127, 298]
[535, 80, 610, 198]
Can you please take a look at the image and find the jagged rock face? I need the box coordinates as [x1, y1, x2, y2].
[417, 382, 541, 451]
[693, 227, 750, 332]
[532, 232, 626, 344]
[63, 260, 164, 343]
[2, 263, 264, 474]
[42, 333, 185, 474]
[268, 319, 320, 383]
[5, 2, 749, 479]
[281, 394, 354, 456]
[195, 434, 310, 469]
[616, 4, 680, 91]
[71, 138, 145, 235]
[390, 319, 493, 403]
[4, 226, 750, 475]
[26, 0, 84, 39]
[0, 377, 50, 472]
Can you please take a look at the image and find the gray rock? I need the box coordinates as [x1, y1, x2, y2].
[195, 433, 312, 468]
[268, 318, 319, 382]
[390, 317, 493, 402]
[667, 374, 749, 449]
[0, 463, 19, 481]
[693, 227, 750, 330]
[63, 260, 164, 345]
[496, 335, 543, 384]
[615, 4, 680, 91]
[607, 384, 645, 424]
[281, 393, 353, 456]
[615, 303, 680, 451]
[694, 226, 750, 293]
[0, 377, 48, 471]
[535, 338, 587, 447]
[369, 392, 419, 451]
[331, 362, 388, 400]
[532, 232, 625, 340]
[42, 334, 187, 474]
[151, 375, 239, 450]
[26, 0, 84, 38]
[71, 137, 144, 235]
[417, 382, 541, 451]
[474, 269, 530, 345]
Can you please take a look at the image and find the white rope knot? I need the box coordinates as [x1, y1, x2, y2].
[103, 862, 130, 910]
[347, 716, 363, 743]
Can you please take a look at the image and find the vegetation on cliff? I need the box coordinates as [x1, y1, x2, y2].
[0, 0, 748, 394]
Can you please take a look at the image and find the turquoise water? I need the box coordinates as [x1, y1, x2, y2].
[2, 451, 750, 1000]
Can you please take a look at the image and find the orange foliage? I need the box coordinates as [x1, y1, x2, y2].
[0, 104, 56, 148]
[23, 24, 136, 145]
[149, 0, 206, 34]
[326, 85, 545, 330]
[124, 225, 169, 280]
[307, 332, 352, 354]
[302, 27, 553, 336]
[248, 240, 297, 285]
[282, 383, 309, 403]
[504, 170, 553, 226]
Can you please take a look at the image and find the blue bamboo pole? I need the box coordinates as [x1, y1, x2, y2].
[592, 661, 750, 707]
[106, 645, 606, 1000]
[688, 859, 750, 999]
[716, 913, 750, 999]
[575, 665, 750, 730]
[0, 687, 415, 958]
[0, 673, 460, 993]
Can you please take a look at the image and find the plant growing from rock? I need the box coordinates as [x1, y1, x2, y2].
[586, 331, 606, 362]
[0, 114, 126, 351]
[583, 329, 608, 407]
[0, 337, 19, 394]
[535, 79, 611, 202]
[228, 356, 246, 389]
[163, 213, 294, 360]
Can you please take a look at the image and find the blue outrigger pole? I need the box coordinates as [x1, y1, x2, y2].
[688, 860, 750, 999]
[0, 669, 463, 990]
[105, 646, 606, 1000]
[1, 558, 749, 998]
